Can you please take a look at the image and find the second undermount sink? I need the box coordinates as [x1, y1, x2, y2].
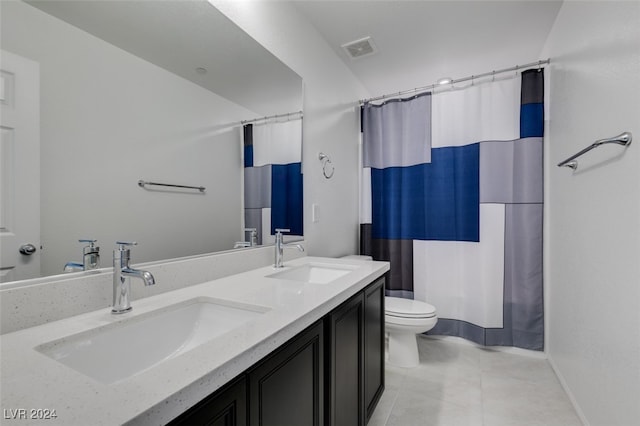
[36, 298, 270, 384]
[267, 263, 357, 284]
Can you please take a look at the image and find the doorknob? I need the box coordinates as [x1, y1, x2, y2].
[19, 244, 37, 255]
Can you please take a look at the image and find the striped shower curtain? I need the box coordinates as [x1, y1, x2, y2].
[360, 69, 544, 350]
[243, 119, 303, 245]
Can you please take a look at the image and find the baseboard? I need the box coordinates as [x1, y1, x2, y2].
[546, 355, 589, 426]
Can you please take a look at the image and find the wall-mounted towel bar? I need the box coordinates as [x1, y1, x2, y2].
[557, 132, 632, 170]
[138, 180, 205, 193]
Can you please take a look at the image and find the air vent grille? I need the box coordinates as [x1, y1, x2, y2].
[341, 36, 377, 59]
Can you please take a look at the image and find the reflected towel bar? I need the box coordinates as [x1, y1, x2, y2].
[557, 132, 632, 170]
[138, 180, 205, 193]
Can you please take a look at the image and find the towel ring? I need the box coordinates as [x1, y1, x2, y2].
[318, 152, 334, 179]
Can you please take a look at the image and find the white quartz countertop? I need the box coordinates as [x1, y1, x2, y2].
[0, 257, 389, 425]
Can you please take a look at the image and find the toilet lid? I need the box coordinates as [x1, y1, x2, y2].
[385, 297, 436, 318]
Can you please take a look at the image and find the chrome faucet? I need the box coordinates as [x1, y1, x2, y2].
[234, 228, 259, 248]
[246, 228, 258, 246]
[112, 241, 155, 314]
[274, 228, 304, 268]
[63, 239, 100, 272]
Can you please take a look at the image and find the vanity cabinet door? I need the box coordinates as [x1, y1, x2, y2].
[248, 320, 324, 426]
[168, 376, 247, 426]
[327, 278, 386, 426]
[364, 277, 385, 422]
[327, 293, 365, 426]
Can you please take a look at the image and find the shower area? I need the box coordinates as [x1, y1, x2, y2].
[360, 65, 545, 350]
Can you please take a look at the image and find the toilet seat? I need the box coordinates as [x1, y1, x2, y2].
[385, 297, 436, 319]
[385, 314, 438, 329]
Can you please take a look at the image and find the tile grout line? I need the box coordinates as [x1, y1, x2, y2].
[382, 362, 408, 426]
[382, 385, 401, 426]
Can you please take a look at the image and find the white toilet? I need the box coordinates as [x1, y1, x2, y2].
[342, 255, 438, 368]
[385, 297, 437, 367]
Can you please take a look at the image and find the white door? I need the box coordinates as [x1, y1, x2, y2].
[0, 50, 40, 283]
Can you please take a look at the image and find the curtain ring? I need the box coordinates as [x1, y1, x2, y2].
[318, 152, 334, 179]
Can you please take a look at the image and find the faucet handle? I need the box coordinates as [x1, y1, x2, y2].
[275, 229, 290, 242]
[79, 239, 98, 251]
[115, 241, 137, 250]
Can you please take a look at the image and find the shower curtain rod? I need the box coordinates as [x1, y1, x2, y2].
[241, 110, 303, 125]
[359, 58, 550, 105]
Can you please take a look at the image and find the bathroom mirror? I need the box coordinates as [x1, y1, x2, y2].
[0, 0, 303, 283]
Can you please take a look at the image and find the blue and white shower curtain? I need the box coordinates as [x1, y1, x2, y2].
[243, 119, 303, 245]
[360, 69, 544, 350]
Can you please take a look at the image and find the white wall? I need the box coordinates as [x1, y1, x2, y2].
[1, 1, 256, 276]
[212, 0, 370, 257]
[541, 2, 640, 425]
[221, 5, 640, 426]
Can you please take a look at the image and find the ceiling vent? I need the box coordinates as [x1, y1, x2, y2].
[341, 36, 377, 60]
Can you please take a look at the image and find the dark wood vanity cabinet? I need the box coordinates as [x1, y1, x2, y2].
[169, 376, 248, 426]
[326, 276, 385, 426]
[363, 277, 385, 422]
[327, 291, 364, 426]
[248, 320, 324, 426]
[169, 276, 384, 426]
[170, 321, 323, 426]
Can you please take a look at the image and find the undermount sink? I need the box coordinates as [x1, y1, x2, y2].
[36, 298, 270, 384]
[267, 263, 357, 284]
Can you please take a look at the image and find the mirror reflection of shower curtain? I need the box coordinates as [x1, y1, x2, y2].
[360, 69, 544, 350]
[243, 120, 303, 246]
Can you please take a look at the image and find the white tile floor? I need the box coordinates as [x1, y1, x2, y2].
[369, 336, 583, 426]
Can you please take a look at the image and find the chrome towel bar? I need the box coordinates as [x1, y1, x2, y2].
[557, 132, 632, 170]
[138, 180, 205, 193]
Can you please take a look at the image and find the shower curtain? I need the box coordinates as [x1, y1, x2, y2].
[360, 69, 544, 350]
[243, 119, 303, 245]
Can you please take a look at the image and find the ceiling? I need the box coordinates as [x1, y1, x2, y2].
[293, 0, 563, 98]
[25, 0, 302, 115]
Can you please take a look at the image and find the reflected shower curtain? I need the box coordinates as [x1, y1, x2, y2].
[243, 120, 303, 245]
[360, 69, 544, 350]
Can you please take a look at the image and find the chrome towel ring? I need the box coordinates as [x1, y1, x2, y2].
[318, 152, 334, 179]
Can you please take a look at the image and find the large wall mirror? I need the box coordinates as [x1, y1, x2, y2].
[0, 0, 303, 284]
